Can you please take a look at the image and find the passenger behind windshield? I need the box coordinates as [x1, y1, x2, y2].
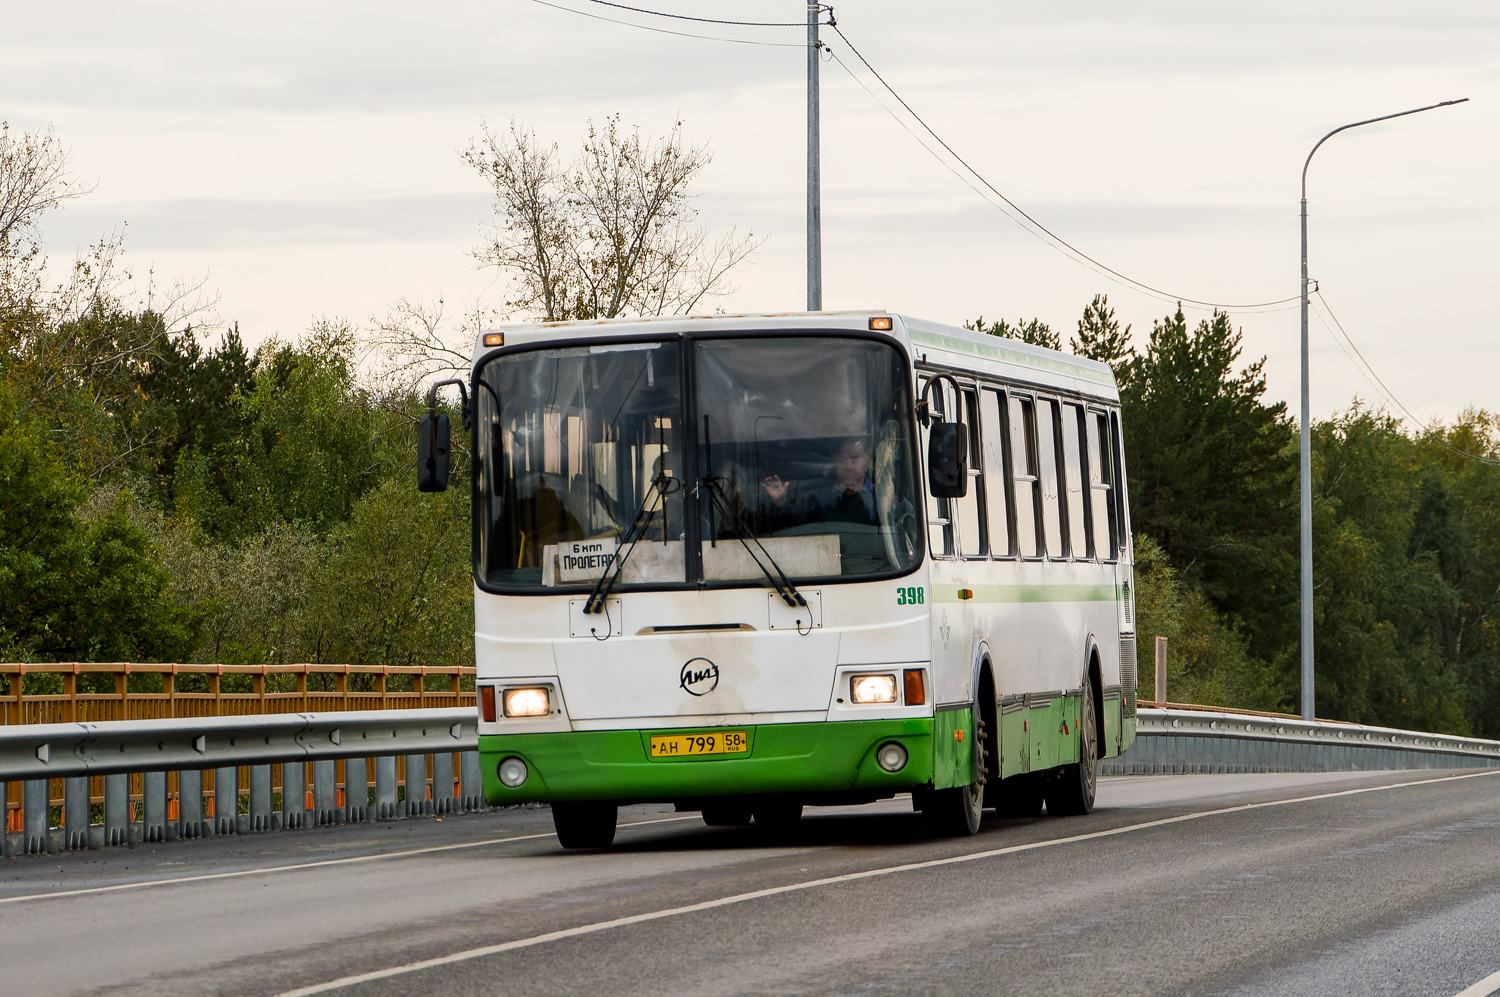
[760, 438, 879, 530]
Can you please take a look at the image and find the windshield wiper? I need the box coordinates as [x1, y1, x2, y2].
[699, 415, 806, 609]
[701, 476, 807, 609]
[583, 472, 677, 615]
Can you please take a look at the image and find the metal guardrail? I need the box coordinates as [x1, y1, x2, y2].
[7, 705, 1498, 856]
[1, 709, 482, 856]
[1102, 707, 1500, 775]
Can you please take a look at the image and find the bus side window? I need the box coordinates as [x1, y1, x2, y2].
[1087, 411, 1117, 559]
[922, 377, 955, 557]
[1036, 398, 1064, 558]
[1008, 395, 1041, 557]
[955, 388, 986, 558]
[1111, 410, 1130, 550]
[979, 388, 1011, 556]
[1062, 403, 1089, 559]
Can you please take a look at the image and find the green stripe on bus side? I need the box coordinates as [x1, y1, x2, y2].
[931, 583, 1123, 604]
[907, 328, 1116, 387]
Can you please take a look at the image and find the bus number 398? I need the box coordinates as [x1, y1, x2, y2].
[896, 586, 925, 606]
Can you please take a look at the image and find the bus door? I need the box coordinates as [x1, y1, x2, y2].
[922, 376, 972, 706]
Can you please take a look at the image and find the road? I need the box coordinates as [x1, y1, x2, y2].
[3, 769, 1499, 997]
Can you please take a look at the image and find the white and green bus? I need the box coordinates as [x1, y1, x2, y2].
[419, 312, 1137, 847]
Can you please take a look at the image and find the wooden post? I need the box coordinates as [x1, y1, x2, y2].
[209, 667, 221, 716]
[296, 666, 309, 712]
[64, 665, 78, 723]
[162, 667, 175, 718]
[114, 666, 127, 722]
[1154, 636, 1168, 706]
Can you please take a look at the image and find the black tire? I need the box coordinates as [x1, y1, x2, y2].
[1044, 679, 1099, 816]
[926, 711, 986, 836]
[702, 804, 754, 826]
[752, 801, 803, 828]
[986, 773, 1044, 817]
[552, 801, 618, 848]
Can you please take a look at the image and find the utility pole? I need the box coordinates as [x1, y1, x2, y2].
[806, 2, 822, 311]
[1297, 96, 1467, 722]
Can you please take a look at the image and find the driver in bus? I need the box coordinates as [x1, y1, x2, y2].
[759, 437, 879, 528]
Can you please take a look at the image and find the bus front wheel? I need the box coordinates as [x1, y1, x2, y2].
[552, 801, 618, 848]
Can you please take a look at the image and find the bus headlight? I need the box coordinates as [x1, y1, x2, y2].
[850, 674, 898, 704]
[503, 687, 551, 717]
[498, 757, 529, 788]
[876, 742, 908, 773]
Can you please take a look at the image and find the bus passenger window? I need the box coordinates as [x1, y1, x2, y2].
[1036, 398, 1064, 558]
[1008, 396, 1041, 557]
[1087, 412, 1118, 559]
[1063, 403, 1089, 558]
[955, 389, 985, 558]
[980, 389, 1010, 556]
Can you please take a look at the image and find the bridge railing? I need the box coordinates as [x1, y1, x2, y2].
[5, 703, 1499, 856]
[1, 708, 481, 855]
[1102, 706, 1500, 775]
[0, 661, 476, 725]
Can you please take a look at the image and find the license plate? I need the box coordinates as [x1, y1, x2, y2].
[649, 731, 749, 758]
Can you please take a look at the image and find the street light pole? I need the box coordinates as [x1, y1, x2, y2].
[1298, 97, 1468, 722]
[806, 2, 822, 312]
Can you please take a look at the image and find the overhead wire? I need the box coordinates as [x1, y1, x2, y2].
[582, 0, 804, 27]
[526, 0, 801, 46]
[823, 19, 1298, 312]
[1310, 291, 1500, 464]
[525, 0, 1314, 312]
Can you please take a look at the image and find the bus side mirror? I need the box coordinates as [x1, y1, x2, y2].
[418, 411, 451, 492]
[927, 422, 968, 498]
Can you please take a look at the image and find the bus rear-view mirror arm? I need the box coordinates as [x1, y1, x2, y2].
[918, 373, 968, 499]
[418, 378, 470, 493]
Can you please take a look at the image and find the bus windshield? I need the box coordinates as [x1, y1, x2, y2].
[474, 335, 921, 590]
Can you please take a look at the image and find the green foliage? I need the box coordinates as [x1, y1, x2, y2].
[1121, 306, 1297, 661]
[1070, 294, 1135, 383]
[0, 389, 192, 661]
[1132, 535, 1270, 709]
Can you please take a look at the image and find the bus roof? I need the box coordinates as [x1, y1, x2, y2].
[476, 311, 1119, 402]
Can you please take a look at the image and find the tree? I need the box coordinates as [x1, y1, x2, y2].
[1122, 306, 1296, 672]
[463, 116, 759, 322]
[0, 387, 191, 661]
[0, 121, 92, 302]
[1071, 294, 1135, 378]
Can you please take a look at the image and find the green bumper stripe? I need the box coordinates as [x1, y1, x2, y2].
[480, 718, 935, 805]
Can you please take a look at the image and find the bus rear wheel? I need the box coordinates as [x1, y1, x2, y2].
[552, 801, 618, 848]
[1044, 680, 1098, 816]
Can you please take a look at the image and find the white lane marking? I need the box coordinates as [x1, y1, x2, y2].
[271, 768, 1500, 997]
[1455, 968, 1500, 997]
[0, 815, 697, 905]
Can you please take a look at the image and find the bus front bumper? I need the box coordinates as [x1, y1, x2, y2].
[479, 718, 935, 806]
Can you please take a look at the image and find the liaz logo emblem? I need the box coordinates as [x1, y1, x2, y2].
[940, 609, 951, 649]
[680, 657, 719, 696]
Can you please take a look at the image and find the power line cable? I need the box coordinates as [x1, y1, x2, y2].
[1311, 289, 1500, 465]
[526, 0, 801, 46]
[527, 0, 1304, 311]
[582, 0, 805, 27]
[823, 19, 1299, 312]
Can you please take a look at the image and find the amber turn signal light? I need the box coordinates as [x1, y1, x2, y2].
[903, 669, 926, 706]
[483, 333, 504, 347]
[479, 685, 496, 722]
[868, 316, 893, 331]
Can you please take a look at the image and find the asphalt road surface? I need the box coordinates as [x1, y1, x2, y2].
[4, 769, 1500, 997]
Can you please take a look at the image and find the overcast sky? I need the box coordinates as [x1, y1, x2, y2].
[7, 1, 1496, 424]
